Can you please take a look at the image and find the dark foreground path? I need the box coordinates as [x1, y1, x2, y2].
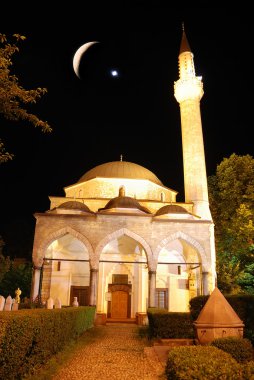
[51, 323, 167, 380]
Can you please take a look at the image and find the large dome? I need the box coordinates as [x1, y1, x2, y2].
[78, 160, 163, 185]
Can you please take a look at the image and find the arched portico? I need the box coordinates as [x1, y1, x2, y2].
[31, 226, 94, 304]
[154, 231, 208, 311]
[95, 228, 153, 318]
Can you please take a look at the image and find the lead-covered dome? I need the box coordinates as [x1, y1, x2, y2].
[78, 160, 163, 186]
[48, 201, 94, 215]
[100, 196, 150, 214]
[58, 201, 92, 212]
[155, 205, 188, 216]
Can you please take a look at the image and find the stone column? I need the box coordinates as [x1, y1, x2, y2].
[148, 270, 156, 308]
[89, 268, 98, 306]
[202, 271, 209, 295]
[30, 266, 42, 301]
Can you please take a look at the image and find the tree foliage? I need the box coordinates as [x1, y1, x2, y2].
[0, 235, 32, 299]
[208, 153, 254, 294]
[0, 33, 52, 163]
[0, 262, 32, 299]
[0, 236, 11, 283]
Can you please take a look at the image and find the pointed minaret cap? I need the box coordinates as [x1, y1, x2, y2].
[179, 22, 192, 54]
[194, 287, 244, 327]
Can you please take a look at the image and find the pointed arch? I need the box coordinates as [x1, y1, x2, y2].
[154, 230, 205, 262]
[36, 226, 94, 266]
[95, 228, 153, 267]
[107, 262, 133, 282]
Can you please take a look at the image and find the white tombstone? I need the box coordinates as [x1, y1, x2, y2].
[4, 295, 12, 311]
[72, 297, 79, 307]
[46, 297, 54, 309]
[0, 295, 5, 311]
[12, 301, 19, 311]
[54, 297, 62, 309]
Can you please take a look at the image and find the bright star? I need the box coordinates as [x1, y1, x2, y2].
[110, 69, 119, 77]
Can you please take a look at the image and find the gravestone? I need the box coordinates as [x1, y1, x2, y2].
[4, 295, 12, 311]
[55, 297, 62, 309]
[0, 295, 5, 311]
[46, 297, 54, 309]
[12, 301, 19, 311]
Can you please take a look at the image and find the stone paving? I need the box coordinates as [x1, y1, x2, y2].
[51, 323, 167, 380]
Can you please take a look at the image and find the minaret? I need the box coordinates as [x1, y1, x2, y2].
[174, 24, 211, 220]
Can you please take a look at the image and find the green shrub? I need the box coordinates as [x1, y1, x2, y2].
[166, 346, 242, 379]
[210, 336, 253, 363]
[137, 326, 150, 339]
[189, 295, 209, 321]
[242, 360, 254, 379]
[0, 306, 95, 380]
[147, 310, 194, 339]
[226, 295, 254, 345]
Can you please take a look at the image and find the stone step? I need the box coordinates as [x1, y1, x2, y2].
[154, 338, 195, 347]
[106, 318, 136, 324]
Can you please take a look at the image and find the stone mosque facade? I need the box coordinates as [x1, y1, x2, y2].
[31, 29, 216, 320]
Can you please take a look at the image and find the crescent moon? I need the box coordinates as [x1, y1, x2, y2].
[73, 41, 99, 79]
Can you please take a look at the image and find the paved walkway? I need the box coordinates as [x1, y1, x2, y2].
[51, 323, 167, 380]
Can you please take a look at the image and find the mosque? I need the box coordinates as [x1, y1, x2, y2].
[30, 28, 216, 320]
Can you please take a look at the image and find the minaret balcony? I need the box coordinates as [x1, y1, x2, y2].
[174, 77, 204, 103]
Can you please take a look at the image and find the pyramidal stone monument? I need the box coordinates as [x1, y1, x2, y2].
[194, 287, 244, 344]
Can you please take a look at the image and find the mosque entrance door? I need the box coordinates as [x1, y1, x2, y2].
[108, 283, 131, 318]
[111, 291, 128, 318]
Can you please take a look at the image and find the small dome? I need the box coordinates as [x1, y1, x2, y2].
[155, 204, 188, 216]
[58, 201, 92, 213]
[100, 196, 150, 214]
[78, 160, 163, 186]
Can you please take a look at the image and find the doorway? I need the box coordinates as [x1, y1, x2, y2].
[111, 291, 128, 318]
[107, 284, 131, 318]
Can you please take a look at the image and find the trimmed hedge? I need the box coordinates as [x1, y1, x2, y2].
[210, 336, 254, 363]
[165, 346, 243, 379]
[147, 308, 195, 339]
[242, 360, 254, 378]
[0, 306, 95, 380]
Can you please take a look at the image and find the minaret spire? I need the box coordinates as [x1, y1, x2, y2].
[180, 22, 192, 54]
[174, 25, 211, 220]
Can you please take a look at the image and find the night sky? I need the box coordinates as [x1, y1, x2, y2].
[0, 7, 253, 238]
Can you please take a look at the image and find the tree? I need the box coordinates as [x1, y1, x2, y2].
[208, 153, 254, 294]
[0, 262, 32, 299]
[0, 33, 52, 163]
[0, 236, 11, 283]
[0, 235, 32, 299]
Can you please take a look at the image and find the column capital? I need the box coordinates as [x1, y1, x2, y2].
[148, 270, 156, 275]
[90, 268, 99, 273]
